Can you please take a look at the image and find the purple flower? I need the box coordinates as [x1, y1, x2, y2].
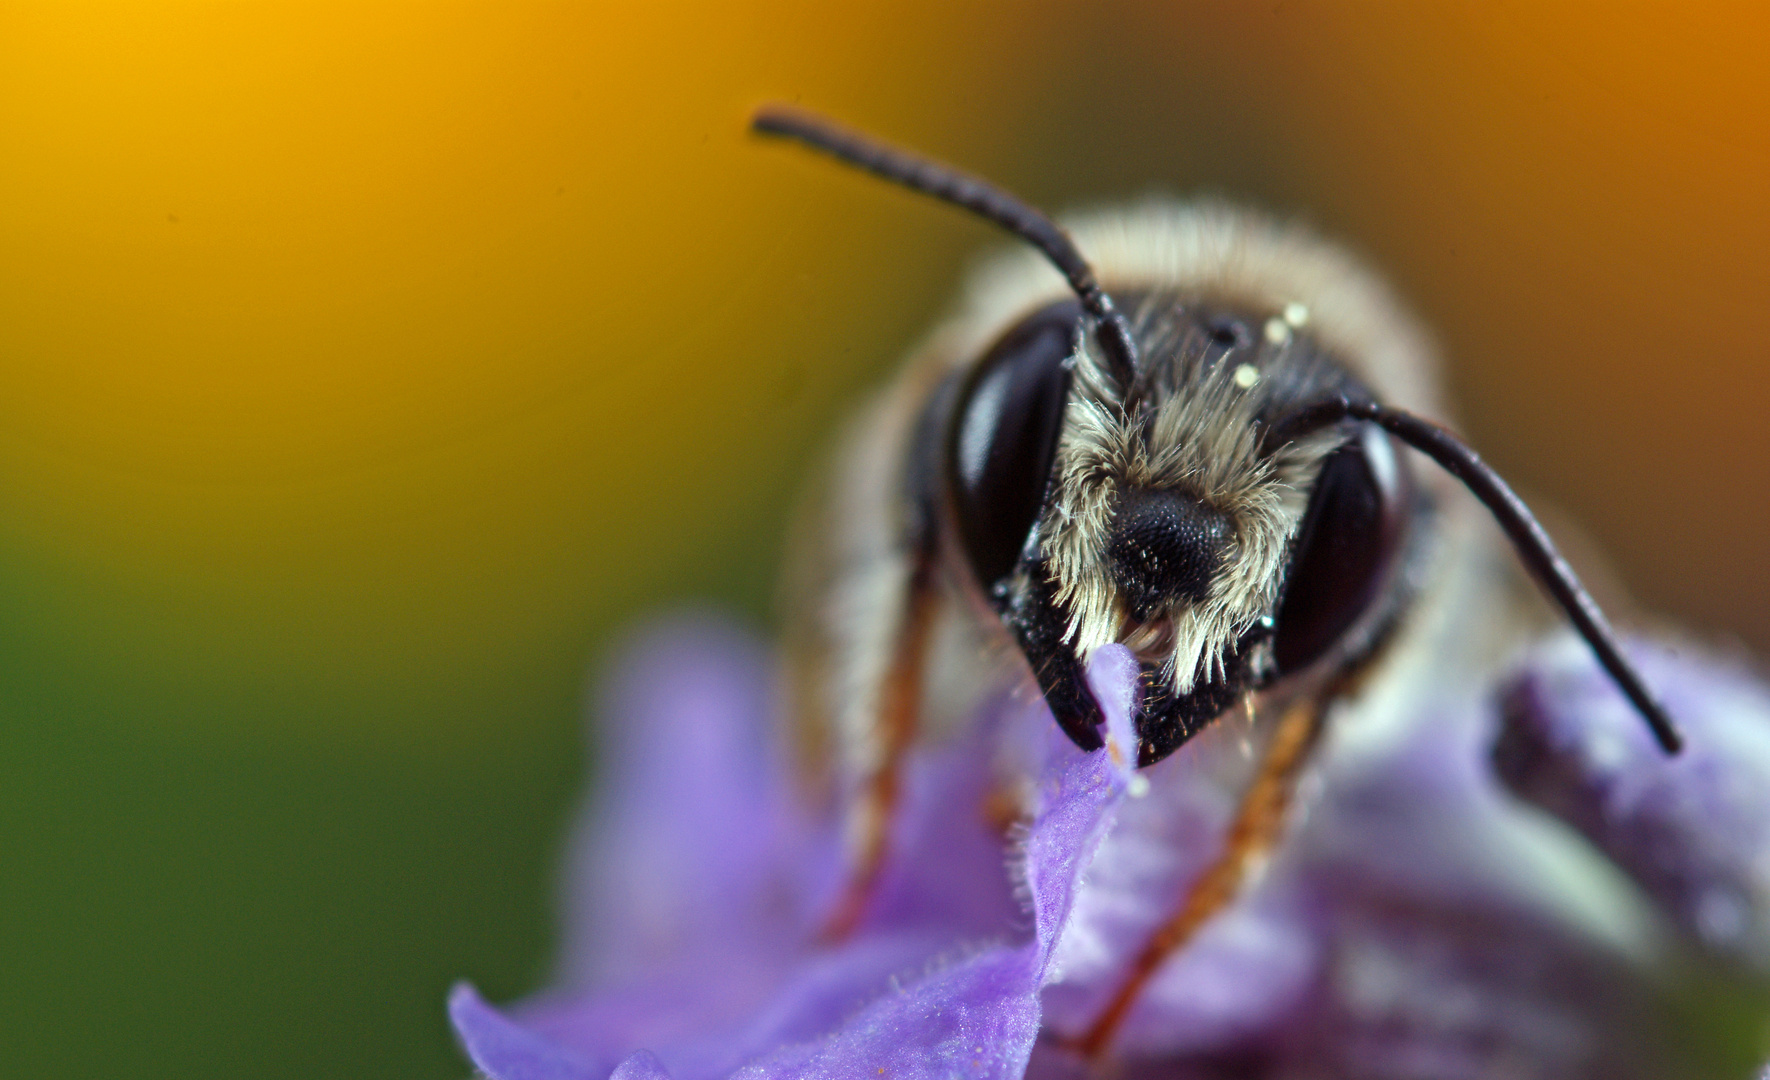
[1495, 635, 1770, 970]
[451, 618, 1770, 1080]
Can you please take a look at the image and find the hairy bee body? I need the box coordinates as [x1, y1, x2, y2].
[783, 200, 1536, 824]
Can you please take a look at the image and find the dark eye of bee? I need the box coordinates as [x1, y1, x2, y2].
[1272, 422, 1409, 674]
[948, 299, 1084, 588]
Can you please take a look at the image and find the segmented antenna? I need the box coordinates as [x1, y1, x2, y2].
[1279, 397, 1684, 755]
[751, 104, 1140, 394]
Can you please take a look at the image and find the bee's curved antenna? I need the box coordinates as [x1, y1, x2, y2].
[751, 104, 1140, 396]
[1278, 396, 1684, 755]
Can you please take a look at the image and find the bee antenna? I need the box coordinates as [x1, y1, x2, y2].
[751, 104, 1139, 394]
[1277, 396, 1684, 756]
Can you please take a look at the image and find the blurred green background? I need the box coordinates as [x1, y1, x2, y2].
[1, 2, 1765, 1075]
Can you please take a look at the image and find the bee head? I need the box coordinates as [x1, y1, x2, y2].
[949, 292, 1414, 764]
[754, 103, 1683, 765]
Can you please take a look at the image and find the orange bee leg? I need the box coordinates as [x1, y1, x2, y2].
[817, 564, 937, 943]
[1067, 692, 1330, 1062]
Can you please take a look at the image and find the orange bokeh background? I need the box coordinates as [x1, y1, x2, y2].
[0, 3, 1763, 1076]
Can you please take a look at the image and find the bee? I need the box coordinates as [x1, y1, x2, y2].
[752, 105, 1681, 951]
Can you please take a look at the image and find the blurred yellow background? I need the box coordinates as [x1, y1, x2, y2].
[1, 2, 1764, 1075]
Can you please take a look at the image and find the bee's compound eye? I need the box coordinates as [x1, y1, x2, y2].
[949, 299, 1084, 589]
[1272, 422, 1409, 674]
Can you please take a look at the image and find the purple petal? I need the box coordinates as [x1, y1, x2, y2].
[1040, 696, 1328, 1056]
[554, 614, 836, 988]
[1029, 644, 1141, 955]
[452, 983, 601, 1080]
[1038, 628, 1770, 1071]
[1258, 684, 1681, 1078]
[1259, 634, 1770, 1078]
[855, 688, 1025, 938]
[503, 615, 839, 1078]
[608, 1052, 674, 1080]
[730, 946, 1045, 1080]
[508, 931, 973, 1080]
[454, 635, 1144, 1080]
[460, 614, 1770, 1080]
[1495, 634, 1770, 966]
[1276, 893, 1692, 1080]
[730, 646, 1143, 1080]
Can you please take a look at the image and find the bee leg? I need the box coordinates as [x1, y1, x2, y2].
[1066, 692, 1329, 1062]
[817, 552, 937, 943]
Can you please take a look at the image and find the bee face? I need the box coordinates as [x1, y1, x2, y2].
[947, 287, 1417, 764]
